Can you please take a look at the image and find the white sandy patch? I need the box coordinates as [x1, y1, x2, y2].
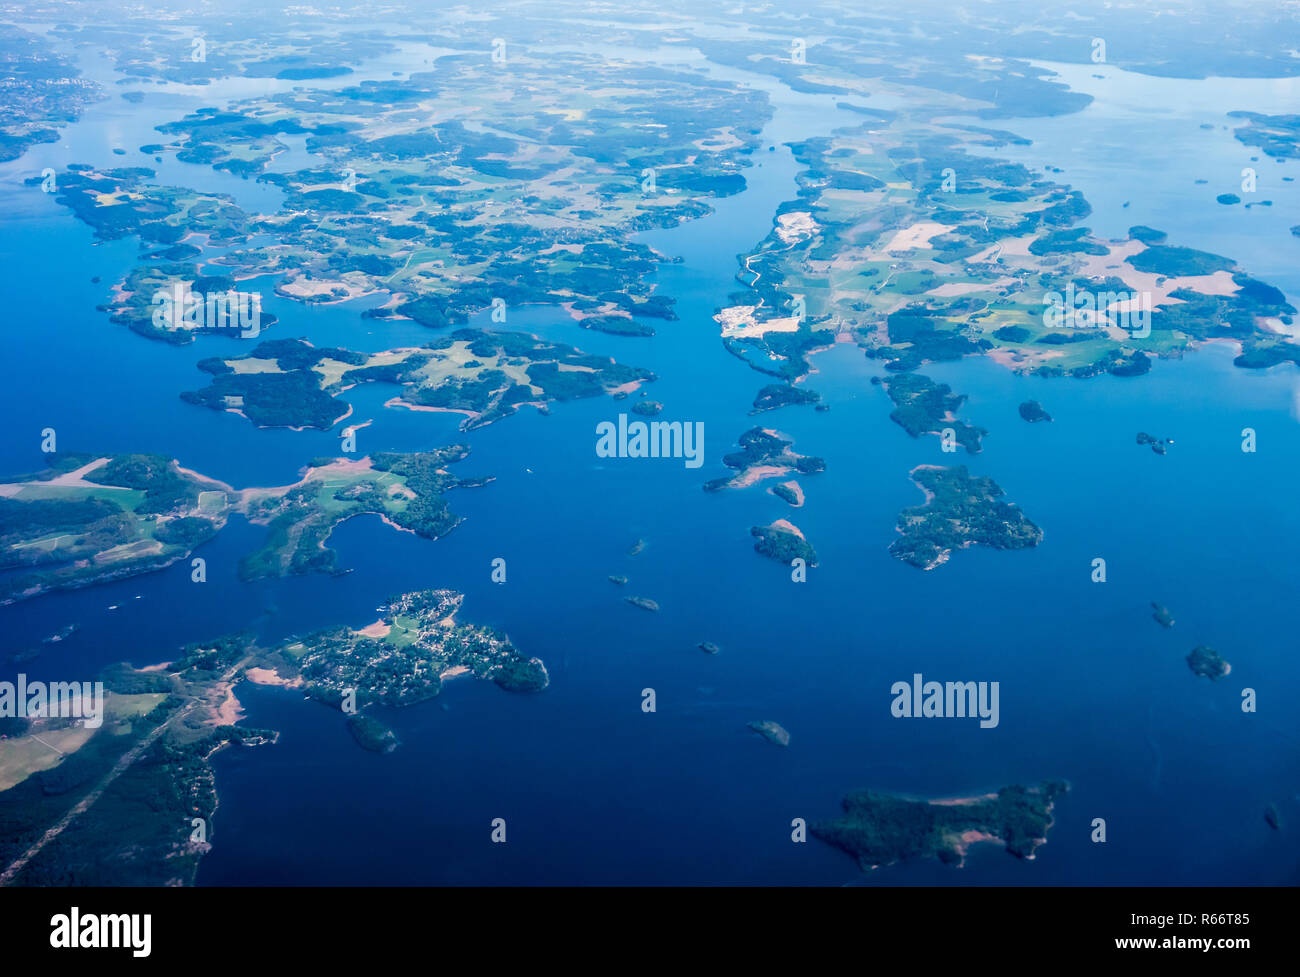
[775, 211, 817, 245]
[355, 620, 391, 638]
[714, 305, 801, 339]
[207, 686, 244, 726]
[769, 518, 806, 539]
[968, 234, 1037, 264]
[772, 480, 805, 506]
[927, 278, 1016, 297]
[1073, 239, 1241, 307]
[731, 464, 791, 488]
[882, 221, 954, 253]
[245, 667, 303, 688]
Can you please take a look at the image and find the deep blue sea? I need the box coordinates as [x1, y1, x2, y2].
[0, 43, 1297, 885]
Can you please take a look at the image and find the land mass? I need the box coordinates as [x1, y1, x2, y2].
[183, 330, 653, 432]
[812, 781, 1068, 871]
[0, 449, 486, 603]
[1187, 645, 1230, 680]
[890, 465, 1042, 570]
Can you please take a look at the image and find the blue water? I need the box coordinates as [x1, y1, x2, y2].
[0, 41, 1297, 885]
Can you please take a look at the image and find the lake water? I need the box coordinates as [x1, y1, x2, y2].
[0, 41, 1296, 885]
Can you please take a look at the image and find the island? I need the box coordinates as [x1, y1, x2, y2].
[1018, 400, 1052, 423]
[630, 400, 664, 417]
[770, 480, 804, 507]
[253, 589, 549, 718]
[704, 427, 824, 492]
[883, 373, 986, 452]
[1137, 432, 1172, 455]
[346, 714, 398, 754]
[625, 596, 659, 613]
[1186, 645, 1230, 680]
[751, 383, 821, 413]
[747, 720, 790, 746]
[1152, 602, 1175, 628]
[751, 520, 818, 566]
[890, 465, 1042, 570]
[811, 781, 1068, 871]
[1228, 111, 1300, 160]
[182, 331, 654, 432]
[0, 448, 486, 603]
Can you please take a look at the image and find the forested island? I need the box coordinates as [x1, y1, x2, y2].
[704, 427, 825, 492]
[183, 330, 653, 432]
[252, 589, 549, 724]
[812, 781, 1068, 871]
[747, 720, 790, 746]
[890, 465, 1042, 570]
[751, 520, 818, 566]
[1187, 645, 1230, 680]
[1018, 400, 1052, 423]
[882, 374, 986, 452]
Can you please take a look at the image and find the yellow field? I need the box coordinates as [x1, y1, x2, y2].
[0, 726, 95, 792]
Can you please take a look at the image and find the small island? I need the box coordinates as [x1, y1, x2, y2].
[751, 520, 818, 566]
[884, 373, 986, 452]
[812, 781, 1068, 871]
[630, 400, 664, 416]
[704, 427, 824, 493]
[751, 383, 821, 414]
[251, 589, 548, 742]
[625, 596, 660, 613]
[890, 465, 1042, 570]
[1137, 432, 1172, 455]
[346, 714, 398, 754]
[1018, 400, 1052, 423]
[1152, 602, 1175, 628]
[770, 480, 804, 507]
[747, 720, 790, 746]
[1187, 645, 1230, 680]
